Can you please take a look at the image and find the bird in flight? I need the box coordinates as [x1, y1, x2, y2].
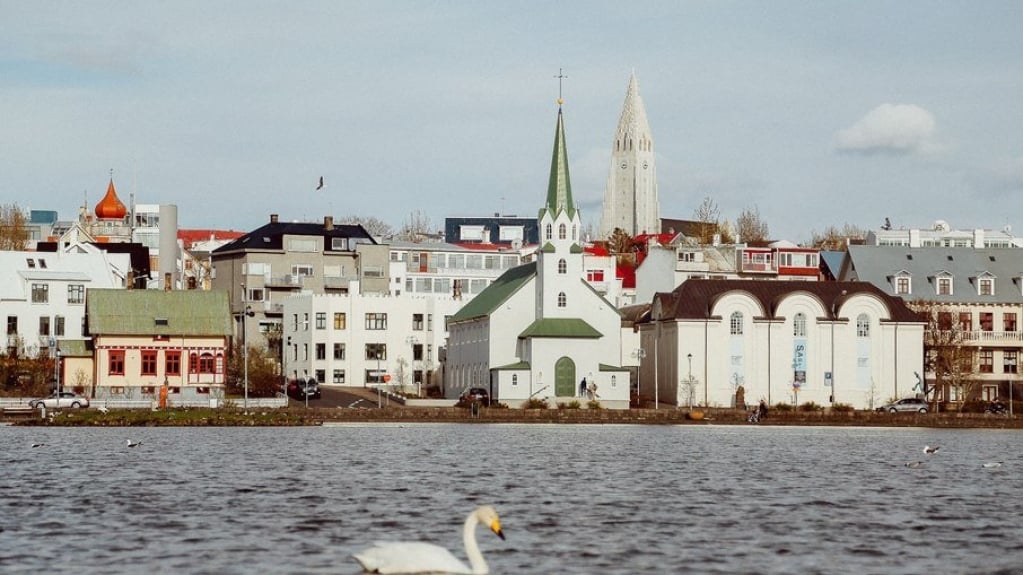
[923, 445, 940, 455]
[316, 176, 324, 190]
[126, 439, 143, 448]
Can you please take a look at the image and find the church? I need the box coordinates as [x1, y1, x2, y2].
[445, 98, 631, 409]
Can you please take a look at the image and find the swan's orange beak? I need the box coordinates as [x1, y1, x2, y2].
[490, 519, 505, 540]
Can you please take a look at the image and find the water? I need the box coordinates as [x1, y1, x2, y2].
[2, 423, 1022, 574]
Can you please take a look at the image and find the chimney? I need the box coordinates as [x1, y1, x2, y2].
[324, 216, 334, 231]
[270, 214, 279, 224]
[164, 272, 172, 291]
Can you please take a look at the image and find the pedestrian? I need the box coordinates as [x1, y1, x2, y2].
[758, 399, 768, 420]
[587, 380, 598, 400]
[579, 378, 587, 398]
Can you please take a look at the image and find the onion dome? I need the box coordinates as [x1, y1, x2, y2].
[95, 178, 127, 219]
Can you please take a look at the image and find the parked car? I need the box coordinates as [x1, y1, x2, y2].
[460, 387, 490, 405]
[876, 398, 929, 413]
[287, 379, 321, 400]
[28, 391, 90, 410]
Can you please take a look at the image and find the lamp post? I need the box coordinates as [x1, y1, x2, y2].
[687, 353, 693, 409]
[243, 305, 252, 411]
[632, 348, 647, 408]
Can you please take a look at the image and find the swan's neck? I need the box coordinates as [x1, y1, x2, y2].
[462, 513, 489, 575]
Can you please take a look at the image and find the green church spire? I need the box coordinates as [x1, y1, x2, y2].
[540, 106, 577, 221]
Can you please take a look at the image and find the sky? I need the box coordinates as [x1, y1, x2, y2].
[3, 1, 1023, 244]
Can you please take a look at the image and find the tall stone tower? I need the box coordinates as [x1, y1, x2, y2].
[599, 72, 660, 238]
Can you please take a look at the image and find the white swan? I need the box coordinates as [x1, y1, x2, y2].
[352, 505, 505, 575]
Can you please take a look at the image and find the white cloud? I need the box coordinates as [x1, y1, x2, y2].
[834, 103, 938, 154]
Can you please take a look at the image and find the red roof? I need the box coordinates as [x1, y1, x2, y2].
[94, 179, 127, 220]
[178, 229, 245, 248]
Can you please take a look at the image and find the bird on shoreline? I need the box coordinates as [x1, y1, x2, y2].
[126, 439, 143, 448]
[923, 445, 940, 455]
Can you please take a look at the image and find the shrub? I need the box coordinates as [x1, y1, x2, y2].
[557, 401, 581, 410]
[523, 397, 549, 409]
[831, 402, 855, 413]
[774, 402, 793, 412]
[798, 401, 822, 412]
[587, 400, 602, 410]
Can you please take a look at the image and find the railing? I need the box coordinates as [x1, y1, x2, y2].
[1, 395, 289, 410]
[927, 330, 1023, 343]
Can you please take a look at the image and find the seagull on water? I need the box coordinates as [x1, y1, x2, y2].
[982, 462, 1003, 469]
[905, 461, 924, 468]
[31, 442, 45, 448]
[126, 439, 143, 448]
[923, 445, 940, 455]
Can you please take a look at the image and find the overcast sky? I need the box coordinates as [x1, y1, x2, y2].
[3, 1, 1023, 243]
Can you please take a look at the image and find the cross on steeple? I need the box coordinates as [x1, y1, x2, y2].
[554, 68, 568, 105]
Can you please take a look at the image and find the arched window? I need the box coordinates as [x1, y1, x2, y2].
[557, 292, 567, 308]
[730, 311, 744, 335]
[545, 223, 552, 240]
[572, 224, 578, 240]
[558, 223, 567, 240]
[793, 312, 807, 337]
[857, 314, 871, 337]
[558, 259, 567, 274]
[611, 375, 617, 388]
[512, 374, 518, 386]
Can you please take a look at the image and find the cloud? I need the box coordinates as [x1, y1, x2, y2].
[834, 103, 938, 155]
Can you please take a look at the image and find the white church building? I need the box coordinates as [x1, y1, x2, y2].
[446, 102, 631, 409]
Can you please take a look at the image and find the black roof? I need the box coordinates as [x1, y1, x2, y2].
[213, 220, 376, 254]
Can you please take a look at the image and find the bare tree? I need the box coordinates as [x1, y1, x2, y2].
[735, 205, 769, 244]
[692, 196, 720, 245]
[0, 204, 29, 251]
[807, 223, 867, 250]
[337, 215, 394, 238]
[396, 209, 434, 242]
[913, 301, 977, 409]
[606, 228, 637, 267]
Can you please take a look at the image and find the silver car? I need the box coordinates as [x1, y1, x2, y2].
[28, 391, 90, 409]
[876, 398, 929, 413]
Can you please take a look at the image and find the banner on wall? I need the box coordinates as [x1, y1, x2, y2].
[793, 339, 807, 388]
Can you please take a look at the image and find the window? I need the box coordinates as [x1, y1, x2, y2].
[611, 375, 617, 388]
[334, 313, 346, 330]
[558, 223, 567, 240]
[586, 269, 605, 282]
[896, 277, 910, 295]
[980, 313, 994, 332]
[315, 343, 326, 360]
[365, 313, 387, 330]
[109, 350, 125, 375]
[292, 314, 299, 331]
[426, 344, 433, 362]
[937, 277, 952, 295]
[959, 313, 972, 332]
[857, 314, 870, 337]
[793, 313, 806, 337]
[730, 312, 743, 335]
[141, 350, 158, 376]
[333, 343, 345, 360]
[315, 313, 326, 329]
[31, 283, 48, 303]
[292, 264, 314, 277]
[557, 292, 566, 308]
[333, 369, 346, 383]
[315, 369, 325, 383]
[413, 344, 423, 361]
[427, 314, 434, 331]
[678, 251, 695, 263]
[7, 315, 16, 335]
[68, 284, 85, 304]
[558, 259, 567, 274]
[39, 316, 50, 337]
[303, 313, 309, 331]
[979, 278, 994, 296]
[366, 343, 386, 360]
[1004, 351, 1018, 374]
[248, 288, 265, 302]
[979, 349, 994, 374]
[54, 316, 64, 337]
[938, 312, 953, 331]
[166, 351, 181, 376]
[545, 223, 552, 240]
[413, 314, 424, 330]
[1005, 313, 1017, 332]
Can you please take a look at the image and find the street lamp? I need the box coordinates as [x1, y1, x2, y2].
[632, 348, 647, 407]
[243, 305, 253, 411]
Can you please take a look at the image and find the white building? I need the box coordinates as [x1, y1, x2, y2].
[600, 72, 660, 238]
[639, 279, 924, 411]
[865, 220, 1023, 248]
[447, 104, 631, 409]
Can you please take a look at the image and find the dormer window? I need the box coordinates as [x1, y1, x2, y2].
[979, 277, 994, 296]
[893, 272, 912, 295]
[936, 275, 953, 296]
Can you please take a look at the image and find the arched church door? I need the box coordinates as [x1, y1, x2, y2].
[555, 356, 576, 397]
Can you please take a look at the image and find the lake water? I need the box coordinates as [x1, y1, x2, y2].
[1, 423, 1021, 574]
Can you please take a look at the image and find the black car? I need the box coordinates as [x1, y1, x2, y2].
[460, 387, 490, 405]
[287, 379, 321, 400]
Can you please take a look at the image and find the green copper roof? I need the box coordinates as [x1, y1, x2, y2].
[450, 263, 536, 322]
[541, 107, 577, 220]
[57, 339, 93, 357]
[518, 318, 602, 339]
[493, 361, 531, 370]
[87, 289, 233, 336]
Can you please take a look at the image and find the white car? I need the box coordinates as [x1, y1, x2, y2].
[28, 391, 90, 410]
[876, 398, 928, 413]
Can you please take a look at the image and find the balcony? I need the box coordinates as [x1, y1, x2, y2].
[927, 330, 1023, 343]
[265, 275, 304, 288]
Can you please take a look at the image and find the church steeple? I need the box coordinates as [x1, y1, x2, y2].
[540, 106, 577, 221]
[95, 177, 127, 220]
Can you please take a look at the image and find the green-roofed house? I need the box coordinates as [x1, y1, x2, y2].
[86, 288, 233, 401]
[446, 102, 631, 409]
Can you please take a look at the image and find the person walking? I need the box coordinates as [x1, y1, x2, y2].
[579, 378, 587, 398]
[758, 399, 769, 420]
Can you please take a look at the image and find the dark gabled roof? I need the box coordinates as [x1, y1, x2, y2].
[518, 318, 602, 339]
[212, 220, 376, 254]
[652, 279, 921, 323]
[37, 241, 152, 284]
[87, 289, 232, 336]
[449, 263, 536, 322]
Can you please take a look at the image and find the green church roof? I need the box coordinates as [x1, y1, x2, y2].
[450, 264, 537, 323]
[540, 107, 577, 221]
[87, 289, 233, 337]
[518, 318, 602, 339]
